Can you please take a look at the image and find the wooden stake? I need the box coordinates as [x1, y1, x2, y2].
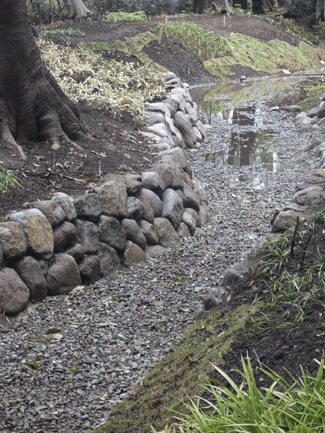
[158, 27, 163, 45]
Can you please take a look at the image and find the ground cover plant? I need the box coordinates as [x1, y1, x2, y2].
[158, 356, 325, 433]
[38, 38, 166, 123]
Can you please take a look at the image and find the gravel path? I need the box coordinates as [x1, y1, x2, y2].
[0, 95, 317, 433]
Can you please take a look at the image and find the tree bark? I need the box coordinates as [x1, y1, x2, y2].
[0, 0, 86, 157]
[252, 0, 265, 14]
[63, 0, 94, 19]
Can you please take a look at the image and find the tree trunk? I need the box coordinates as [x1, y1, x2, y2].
[252, 0, 265, 14]
[0, 0, 86, 158]
[63, 0, 94, 19]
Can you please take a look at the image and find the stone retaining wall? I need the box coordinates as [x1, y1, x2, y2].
[0, 72, 209, 315]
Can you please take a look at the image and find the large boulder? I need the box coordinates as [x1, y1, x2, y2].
[9, 209, 54, 260]
[46, 254, 81, 295]
[0, 268, 30, 314]
[272, 209, 305, 233]
[127, 196, 144, 221]
[98, 215, 126, 252]
[0, 221, 26, 260]
[143, 189, 163, 217]
[97, 243, 122, 277]
[177, 222, 191, 238]
[14, 256, 47, 302]
[102, 173, 142, 195]
[176, 182, 201, 211]
[159, 148, 187, 169]
[139, 220, 159, 245]
[174, 111, 197, 148]
[141, 172, 166, 195]
[154, 218, 179, 247]
[181, 211, 196, 235]
[149, 156, 186, 190]
[93, 181, 128, 217]
[75, 219, 99, 254]
[51, 192, 77, 221]
[78, 255, 101, 284]
[73, 193, 102, 222]
[185, 208, 201, 228]
[64, 243, 85, 262]
[162, 188, 184, 229]
[135, 189, 155, 223]
[53, 221, 78, 252]
[145, 245, 166, 258]
[292, 186, 324, 206]
[31, 200, 66, 227]
[124, 241, 146, 267]
[121, 219, 147, 250]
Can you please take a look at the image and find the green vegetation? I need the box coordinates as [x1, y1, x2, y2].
[41, 28, 85, 37]
[38, 38, 166, 123]
[155, 22, 230, 62]
[159, 356, 325, 433]
[105, 11, 147, 22]
[244, 210, 325, 340]
[81, 32, 165, 71]
[205, 34, 324, 77]
[0, 163, 22, 195]
[93, 304, 262, 433]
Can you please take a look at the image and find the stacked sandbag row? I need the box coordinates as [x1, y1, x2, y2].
[0, 73, 209, 315]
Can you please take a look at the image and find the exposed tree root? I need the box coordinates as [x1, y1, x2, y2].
[0, 122, 27, 160]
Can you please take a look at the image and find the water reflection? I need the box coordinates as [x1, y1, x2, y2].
[204, 105, 294, 172]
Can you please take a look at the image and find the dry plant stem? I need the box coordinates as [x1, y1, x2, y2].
[290, 216, 300, 258]
[301, 230, 314, 268]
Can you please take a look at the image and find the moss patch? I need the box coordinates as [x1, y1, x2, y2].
[205, 34, 324, 77]
[92, 303, 261, 433]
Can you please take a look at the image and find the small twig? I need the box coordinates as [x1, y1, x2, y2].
[253, 349, 263, 368]
[301, 230, 314, 268]
[290, 216, 300, 258]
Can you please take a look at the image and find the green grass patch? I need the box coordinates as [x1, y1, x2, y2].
[160, 355, 325, 433]
[105, 11, 147, 22]
[0, 163, 22, 195]
[205, 34, 324, 77]
[154, 22, 230, 62]
[93, 304, 261, 433]
[41, 27, 85, 37]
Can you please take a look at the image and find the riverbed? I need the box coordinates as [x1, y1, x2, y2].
[0, 73, 320, 433]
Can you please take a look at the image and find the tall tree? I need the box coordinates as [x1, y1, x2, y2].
[0, 0, 86, 159]
[63, 0, 94, 19]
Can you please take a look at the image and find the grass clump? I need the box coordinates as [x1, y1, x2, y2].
[155, 22, 230, 62]
[159, 355, 325, 433]
[0, 163, 22, 195]
[105, 11, 147, 22]
[38, 39, 166, 123]
[41, 27, 86, 37]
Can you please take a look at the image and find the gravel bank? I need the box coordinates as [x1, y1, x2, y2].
[0, 97, 317, 433]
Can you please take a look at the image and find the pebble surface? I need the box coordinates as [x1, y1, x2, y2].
[0, 96, 318, 433]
